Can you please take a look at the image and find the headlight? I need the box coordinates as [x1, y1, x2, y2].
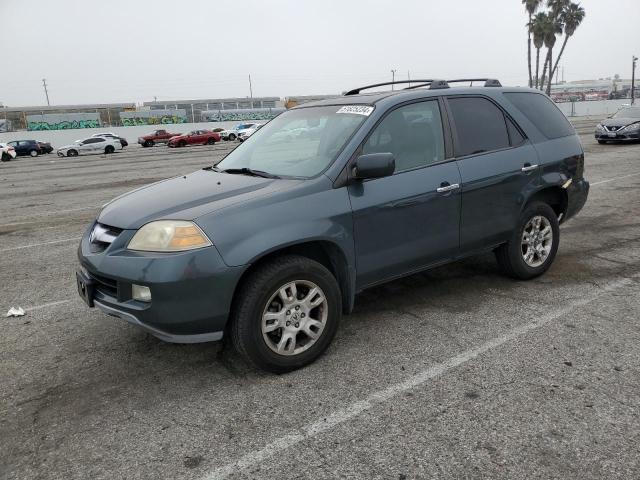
[595, 124, 605, 132]
[623, 123, 640, 132]
[128, 220, 212, 252]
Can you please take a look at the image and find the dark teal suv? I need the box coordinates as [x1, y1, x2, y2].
[76, 79, 589, 372]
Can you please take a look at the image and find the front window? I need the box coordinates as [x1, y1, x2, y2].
[613, 107, 640, 119]
[217, 105, 370, 178]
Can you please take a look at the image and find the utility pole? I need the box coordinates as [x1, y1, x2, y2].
[42, 78, 50, 106]
[632, 56, 638, 106]
[248, 74, 253, 99]
[391, 69, 396, 90]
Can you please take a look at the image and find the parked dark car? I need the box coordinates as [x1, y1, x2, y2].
[76, 79, 589, 373]
[595, 106, 640, 143]
[7, 140, 41, 157]
[37, 141, 53, 154]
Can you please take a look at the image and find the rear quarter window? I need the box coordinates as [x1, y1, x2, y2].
[503, 92, 574, 139]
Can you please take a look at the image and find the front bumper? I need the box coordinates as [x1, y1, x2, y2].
[595, 130, 640, 141]
[77, 223, 244, 343]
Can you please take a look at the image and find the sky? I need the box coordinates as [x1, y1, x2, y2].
[1, 0, 639, 107]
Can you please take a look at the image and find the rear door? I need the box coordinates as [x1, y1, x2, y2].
[348, 99, 462, 288]
[446, 95, 540, 252]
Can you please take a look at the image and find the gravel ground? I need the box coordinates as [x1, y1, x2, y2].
[1, 131, 639, 480]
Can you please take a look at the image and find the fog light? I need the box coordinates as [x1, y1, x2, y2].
[132, 284, 151, 302]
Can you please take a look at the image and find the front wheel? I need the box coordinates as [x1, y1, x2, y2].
[144, 140, 154, 147]
[597, 140, 607, 144]
[67, 149, 78, 157]
[206, 138, 216, 145]
[495, 201, 560, 280]
[1, 152, 10, 162]
[228, 133, 236, 141]
[229, 255, 342, 373]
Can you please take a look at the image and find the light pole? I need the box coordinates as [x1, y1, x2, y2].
[632, 56, 638, 106]
[391, 69, 396, 90]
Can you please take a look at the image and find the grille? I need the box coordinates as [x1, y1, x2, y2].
[90, 223, 123, 253]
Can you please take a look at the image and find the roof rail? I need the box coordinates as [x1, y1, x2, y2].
[344, 80, 434, 96]
[344, 78, 502, 96]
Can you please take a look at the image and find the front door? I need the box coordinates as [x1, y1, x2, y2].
[348, 99, 461, 289]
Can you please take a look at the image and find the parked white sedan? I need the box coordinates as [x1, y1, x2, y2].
[57, 137, 123, 157]
[0, 142, 17, 162]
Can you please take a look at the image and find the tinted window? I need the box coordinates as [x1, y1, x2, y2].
[507, 117, 525, 146]
[363, 100, 445, 172]
[503, 92, 574, 139]
[83, 138, 99, 144]
[94, 138, 105, 143]
[448, 97, 510, 156]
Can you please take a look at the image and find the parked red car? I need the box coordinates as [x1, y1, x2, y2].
[167, 130, 220, 147]
[138, 129, 181, 147]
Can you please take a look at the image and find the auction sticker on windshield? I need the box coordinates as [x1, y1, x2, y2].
[336, 105, 374, 116]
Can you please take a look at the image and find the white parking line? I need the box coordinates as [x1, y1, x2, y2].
[201, 275, 636, 480]
[0, 237, 80, 253]
[24, 300, 70, 312]
[591, 171, 640, 186]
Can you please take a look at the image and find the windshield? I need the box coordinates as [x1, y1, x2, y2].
[217, 105, 369, 178]
[613, 107, 640, 119]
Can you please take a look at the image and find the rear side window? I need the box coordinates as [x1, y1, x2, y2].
[503, 92, 574, 139]
[506, 117, 525, 146]
[447, 97, 510, 156]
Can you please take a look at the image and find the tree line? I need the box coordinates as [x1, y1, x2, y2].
[523, 0, 586, 95]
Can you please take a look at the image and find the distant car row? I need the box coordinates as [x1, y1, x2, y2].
[1, 123, 266, 162]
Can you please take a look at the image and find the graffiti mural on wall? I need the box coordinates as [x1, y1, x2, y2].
[26, 113, 101, 131]
[201, 108, 285, 122]
[121, 115, 188, 127]
[28, 119, 100, 130]
[119, 109, 187, 127]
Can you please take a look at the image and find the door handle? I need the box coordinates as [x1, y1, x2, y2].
[521, 164, 539, 172]
[436, 183, 460, 193]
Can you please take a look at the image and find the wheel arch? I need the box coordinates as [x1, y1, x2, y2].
[523, 185, 568, 222]
[230, 240, 355, 316]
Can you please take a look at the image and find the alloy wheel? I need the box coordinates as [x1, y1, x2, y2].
[521, 215, 553, 268]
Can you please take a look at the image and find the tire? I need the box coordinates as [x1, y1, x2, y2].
[495, 201, 560, 280]
[228, 133, 236, 141]
[29, 149, 38, 157]
[179, 140, 187, 147]
[67, 149, 78, 157]
[1, 152, 10, 162]
[229, 255, 342, 373]
[597, 140, 606, 144]
[144, 140, 154, 147]
[104, 145, 115, 154]
[207, 138, 216, 145]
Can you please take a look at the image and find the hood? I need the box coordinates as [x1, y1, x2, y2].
[98, 169, 298, 230]
[601, 117, 640, 127]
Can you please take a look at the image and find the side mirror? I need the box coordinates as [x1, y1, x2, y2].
[352, 153, 395, 180]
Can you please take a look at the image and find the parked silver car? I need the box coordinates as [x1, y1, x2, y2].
[57, 137, 123, 157]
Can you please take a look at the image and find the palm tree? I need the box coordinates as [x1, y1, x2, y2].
[540, 14, 563, 94]
[523, 0, 543, 88]
[550, 2, 586, 85]
[530, 12, 547, 88]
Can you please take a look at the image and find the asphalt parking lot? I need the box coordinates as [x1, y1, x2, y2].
[1, 128, 639, 480]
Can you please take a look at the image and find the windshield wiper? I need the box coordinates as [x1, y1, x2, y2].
[221, 167, 280, 179]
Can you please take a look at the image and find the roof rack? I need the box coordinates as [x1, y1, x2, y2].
[344, 78, 501, 95]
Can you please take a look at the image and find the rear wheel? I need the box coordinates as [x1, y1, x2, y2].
[207, 138, 216, 145]
[104, 145, 115, 154]
[29, 149, 38, 157]
[228, 133, 236, 141]
[144, 140, 154, 147]
[1, 152, 10, 162]
[229, 255, 342, 373]
[67, 149, 78, 157]
[495, 201, 560, 280]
